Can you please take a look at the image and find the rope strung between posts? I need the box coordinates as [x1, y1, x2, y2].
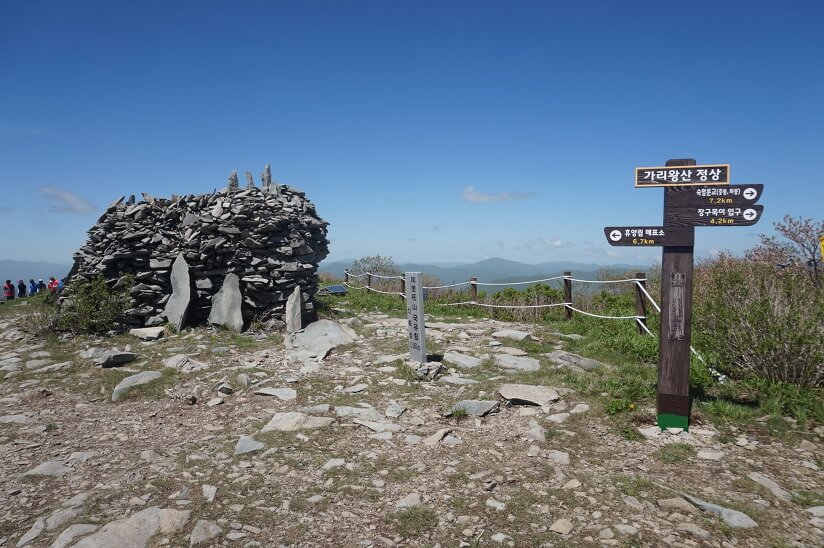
[345, 271, 368, 279]
[342, 281, 405, 297]
[422, 281, 471, 289]
[565, 276, 646, 284]
[436, 301, 571, 309]
[635, 281, 661, 313]
[565, 305, 644, 320]
[367, 273, 405, 280]
[630, 281, 708, 365]
[473, 275, 566, 287]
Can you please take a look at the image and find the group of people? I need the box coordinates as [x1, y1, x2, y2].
[2, 277, 62, 301]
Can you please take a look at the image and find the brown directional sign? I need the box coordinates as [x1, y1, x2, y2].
[635, 164, 730, 187]
[665, 184, 763, 208]
[604, 226, 694, 247]
[665, 204, 763, 227]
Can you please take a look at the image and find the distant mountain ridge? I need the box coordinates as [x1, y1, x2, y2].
[0, 260, 72, 284]
[320, 257, 650, 286]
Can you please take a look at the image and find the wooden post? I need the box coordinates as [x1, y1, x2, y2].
[400, 277, 406, 300]
[366, 273, 372, 290]
[563, 271, 572, 320]
[344, 270, 349, 285]
[469, 277, 477, 302]
[635, 272, 648, 335]
[658, 158, 697, 431]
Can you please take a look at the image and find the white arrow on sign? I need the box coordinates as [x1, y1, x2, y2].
[743, 208, 758, 221]
[609, 230, 622, 242]
[743, 187, 758, 200]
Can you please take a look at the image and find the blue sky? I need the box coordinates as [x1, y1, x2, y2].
[1, 1, 822, 267]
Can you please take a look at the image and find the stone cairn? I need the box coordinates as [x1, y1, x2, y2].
[67, 165, 329, 331]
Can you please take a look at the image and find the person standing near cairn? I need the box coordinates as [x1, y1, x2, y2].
[28, 279, 37, 295]
[47, 276, 59, 293]
[3, 280, 14, 301]
[37, 279, 47, 293]
[17, 280, 26, 298]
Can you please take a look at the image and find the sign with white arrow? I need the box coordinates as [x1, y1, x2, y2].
[664, 184, 763, 208]
[604, 226, 694, 247]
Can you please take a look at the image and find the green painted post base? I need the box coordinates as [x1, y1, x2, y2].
[658, 413, 689, 431]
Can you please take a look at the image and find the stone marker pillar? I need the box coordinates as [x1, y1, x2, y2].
[285, 285, 302, 334]
[163, 253, 191, 331]
[208, 273, 244, 332]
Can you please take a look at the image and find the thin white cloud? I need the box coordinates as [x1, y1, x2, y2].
[462, 185, 537, 203]
[38, 186, 96, 215]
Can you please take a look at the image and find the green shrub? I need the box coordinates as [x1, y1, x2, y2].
[55, 274, 133, 334]
[693, 254, 823, 388]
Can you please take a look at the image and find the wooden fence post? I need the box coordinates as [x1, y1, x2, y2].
[344, 270, 349, 285]
[366, 273, 372, 290]
[635, 272, 648, 334]
[470, 277, 478, 302]
[563, 271, 572, 320]
[400, 276, 406, 300]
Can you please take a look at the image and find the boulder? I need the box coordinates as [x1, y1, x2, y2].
[208, 273, 244, 332]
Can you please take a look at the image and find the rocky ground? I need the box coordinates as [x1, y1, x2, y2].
[0, 301, 821, 547]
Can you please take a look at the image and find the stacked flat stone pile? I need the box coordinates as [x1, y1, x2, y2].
[68, 165, 329, 331]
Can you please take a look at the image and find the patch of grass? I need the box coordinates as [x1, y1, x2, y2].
[791, 489, 824, 508]
[386, 507, 438, 539]
[451, 406, 469, 423]
[653, 443, 695, 464]
[614, 474, 657, 497]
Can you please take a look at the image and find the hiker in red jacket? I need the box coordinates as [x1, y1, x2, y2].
[3, 280, 14, 301]
[47, 277, 59, 293]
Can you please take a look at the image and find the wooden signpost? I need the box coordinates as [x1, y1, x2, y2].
[606, 159, 764, 431]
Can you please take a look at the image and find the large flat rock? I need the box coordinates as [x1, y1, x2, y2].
[71, 506, 190, 548]
[286, 320, 357, 367]
[494, 354, 541, 372]
[260, 412, 335, 433]
[443, 351, 482, 369]
[492, 329, 532, 341]
[112, 371, 163, 401]
[499, 384, 560, 407]
[546, 350, 610, 370]
[446, 400, 500, 417]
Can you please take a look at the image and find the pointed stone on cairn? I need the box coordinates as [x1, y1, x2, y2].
[228, 170, 239, 190]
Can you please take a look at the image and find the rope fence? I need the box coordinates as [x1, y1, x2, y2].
[340, 267, 721, 379]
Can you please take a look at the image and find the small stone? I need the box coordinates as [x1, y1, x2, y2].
[546, 450, 570, 465]
[254, 387, 297, 401]
[206, 397, 224, 407]
[17, 517, 45, 546]
[658, 498, 697, 515]
[202, 485, 217, 502]
[23, 461, 71, 477]
[491, 532, 513, 543]
[321, 458, 345, 471]
[189, 519, 222, 546]
[423, 428, 452, 446]
[129, 327, 165, 341]
[486, 498, 506, 511]
[697, 449, 724, 461]
[342, 383, 369, 394]
[234, 435, 265, 455]
[614, 524, 637, 535]
[549, 518, 573, 535]
[747, 472, 791, 501]
[676, 522, 712, 540]
[446, 400, 499, 417]
[396, 493, 421, 509]
[547, 413, 570, 424]
[111, 371, 162, 401]
[599, 527, 614, 539]
[569, 403, 590, 414]
[562, 479, 581, 490]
